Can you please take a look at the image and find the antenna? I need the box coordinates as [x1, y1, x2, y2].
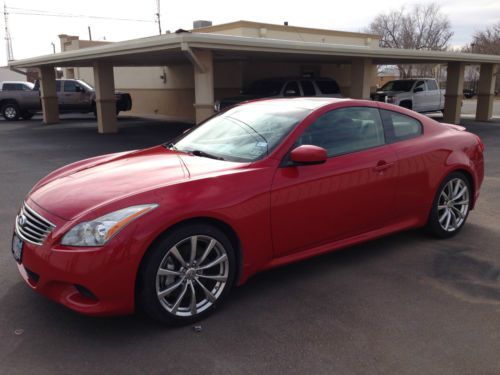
[155, 0, 162, 35]
[3, 2, 14, 61]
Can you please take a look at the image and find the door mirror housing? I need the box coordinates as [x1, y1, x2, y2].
[290, 145, 328, 165]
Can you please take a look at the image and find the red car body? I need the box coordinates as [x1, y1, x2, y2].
[14, 98, 484, 316]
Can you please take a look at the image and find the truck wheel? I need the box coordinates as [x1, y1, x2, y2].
[2, 103, 20, 121]
[400, 101, 412, 110]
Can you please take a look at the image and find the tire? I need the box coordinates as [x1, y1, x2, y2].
[2, 102, 20, 121]
[400, 101, 412, 110]
[21, 112, 34, 120]
[138, 223, 236, 325]
[427, 172, 471, 238]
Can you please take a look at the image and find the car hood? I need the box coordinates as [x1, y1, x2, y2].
[29, 146, 246, 220]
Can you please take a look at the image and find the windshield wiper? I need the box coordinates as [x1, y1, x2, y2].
[190, 150, 225, 161]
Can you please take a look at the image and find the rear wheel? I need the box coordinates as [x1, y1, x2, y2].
[138, 223, 236, 325]
[427, 172, 471, 238]
[2, 102, 20, 121]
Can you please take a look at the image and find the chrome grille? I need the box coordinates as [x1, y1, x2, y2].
[15, 203, 56, 246]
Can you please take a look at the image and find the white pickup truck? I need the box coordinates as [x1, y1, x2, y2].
[371, 78, 445, 113]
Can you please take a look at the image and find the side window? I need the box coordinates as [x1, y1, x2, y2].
[315, 79, 340, 94]
[283, 81, 300, 97]
[380, 109, 422, 142]
[64, 81, 79, 92]
[296, 107, 385, 157]
[426, 80, 438, 90]
[414, 80, 426, 92]
[55, 81, 62, 92]
[300, 80, 316, 96]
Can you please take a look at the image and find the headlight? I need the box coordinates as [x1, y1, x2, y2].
[61, 204, 158, 247]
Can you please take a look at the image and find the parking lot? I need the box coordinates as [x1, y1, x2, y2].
[1, 113, 500, 374]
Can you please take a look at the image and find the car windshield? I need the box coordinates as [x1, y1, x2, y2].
[171, 103, 311, 162]
[77, 80, 95, 92]
[242, 80, 284, 96]
[380, 80, 416, 92]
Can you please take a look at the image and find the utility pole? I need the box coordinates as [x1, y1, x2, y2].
[51, 42, 55, 54]
[155, 0, 162, 35]
[3, 3, 14, 61]
[88, 26, 92, 41]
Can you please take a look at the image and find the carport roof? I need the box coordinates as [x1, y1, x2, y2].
[8, 32, 500, 68]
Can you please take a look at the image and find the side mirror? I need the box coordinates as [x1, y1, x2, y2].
[413, 87, 424, 93]
[75, 85, 83, 93]
[284, 89, 298, 97]
[290, 145, 327, 165]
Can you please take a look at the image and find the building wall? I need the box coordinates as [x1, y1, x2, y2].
[0, 66, 27, 82]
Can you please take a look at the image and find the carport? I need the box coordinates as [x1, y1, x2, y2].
[8, 32, 500, 133]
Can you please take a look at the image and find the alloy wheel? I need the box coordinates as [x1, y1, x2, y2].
[437, 178, 469, 232]
[4, 106, 18, 119]
[155, 235, 229, 317]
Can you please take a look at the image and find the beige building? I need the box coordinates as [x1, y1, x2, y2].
[58, 21, 381, 122]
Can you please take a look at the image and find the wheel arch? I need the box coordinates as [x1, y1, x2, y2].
[399, 100, 412, 110]
[134, 216, 244, 301]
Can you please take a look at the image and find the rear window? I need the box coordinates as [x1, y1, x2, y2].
[315, 79, 340, 94]
[380, 109, 422, 142]
[426, 80, 438, 90]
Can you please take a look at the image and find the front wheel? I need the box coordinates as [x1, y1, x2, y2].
[2, 103, 20, 121]
[427, 172, 471, 238]
[138, 224, 236, 325]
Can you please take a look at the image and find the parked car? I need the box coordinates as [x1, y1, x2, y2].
[0, 81, 34, 91]
[12, 98, 484, 325]
[371, 78, 445, 113]
[0, 79, 132, 121]
[463, 89, 476, 99]
[214, 76, 342, 111]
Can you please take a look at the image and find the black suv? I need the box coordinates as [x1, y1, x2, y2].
[214, 77, 342, 112]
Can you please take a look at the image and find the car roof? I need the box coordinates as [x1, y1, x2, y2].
[242, 97, 351, 110]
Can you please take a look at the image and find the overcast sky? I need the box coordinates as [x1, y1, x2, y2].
[2, 0, 499, 66]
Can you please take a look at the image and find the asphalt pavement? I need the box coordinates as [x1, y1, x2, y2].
[0, 114, 499, 374]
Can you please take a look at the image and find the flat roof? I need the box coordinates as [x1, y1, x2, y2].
[9, 32, 500, 69]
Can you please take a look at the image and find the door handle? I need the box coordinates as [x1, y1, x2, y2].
[373, 160, 394, 172]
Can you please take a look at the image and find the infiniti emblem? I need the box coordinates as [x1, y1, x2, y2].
[18, 214, 27, 227]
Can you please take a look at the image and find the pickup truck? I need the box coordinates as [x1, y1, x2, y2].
[0, 79, 132, 121]
[371, 78, 445, 113]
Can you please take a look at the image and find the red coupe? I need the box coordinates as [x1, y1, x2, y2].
[12, 98, 484, 325]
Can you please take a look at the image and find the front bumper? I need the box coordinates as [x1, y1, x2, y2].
[14, 202, 140, 316]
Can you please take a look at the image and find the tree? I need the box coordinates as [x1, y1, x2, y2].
[463, 23, 500, 55]
[368, 3, 453, 78]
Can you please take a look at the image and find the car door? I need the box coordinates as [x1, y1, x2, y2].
[61, 80, 86, 110]
[412, 80, 427, 112]
[270, 106, 399, 257]
[425, 80, 440, 111]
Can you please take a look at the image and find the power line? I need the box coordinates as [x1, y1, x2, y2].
[6, 6, 155, 23]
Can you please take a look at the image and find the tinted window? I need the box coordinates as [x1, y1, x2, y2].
[283, 81, 300, 97]
[414, 81, 425, 91]
[380, 110, 422, 142]
[3, 83, 24, 91]
[300, 80, 316, 96]
[380, 80, 415, 92]
[315, 79, 340, 94]
[426, 80, 438, 90]
[64, 81, 80, 92]
[296, 107, 385, 157]
[242, 79, 284, 96]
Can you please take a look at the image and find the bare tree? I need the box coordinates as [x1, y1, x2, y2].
[463, 23, 500, 55]
[369, 3, 453, 78]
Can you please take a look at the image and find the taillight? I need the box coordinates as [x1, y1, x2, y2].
[476, 135, 485, 153]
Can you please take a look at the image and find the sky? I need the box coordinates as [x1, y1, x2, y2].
[2, 0, 500, 66]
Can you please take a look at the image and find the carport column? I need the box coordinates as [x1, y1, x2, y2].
[443, 62, 465, 124]
[193, 50, 214, 124]
[476, 64, 498, 121]
[93, 61, 117, 134]
[39, 66, 59, 124]
[350, 58, 373, 99]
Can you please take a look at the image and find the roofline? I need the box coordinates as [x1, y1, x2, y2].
[9, 32, 500, 69]
[192, 20, 381, 40]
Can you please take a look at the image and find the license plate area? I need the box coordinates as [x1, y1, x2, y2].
[12, 234, 23, 264]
